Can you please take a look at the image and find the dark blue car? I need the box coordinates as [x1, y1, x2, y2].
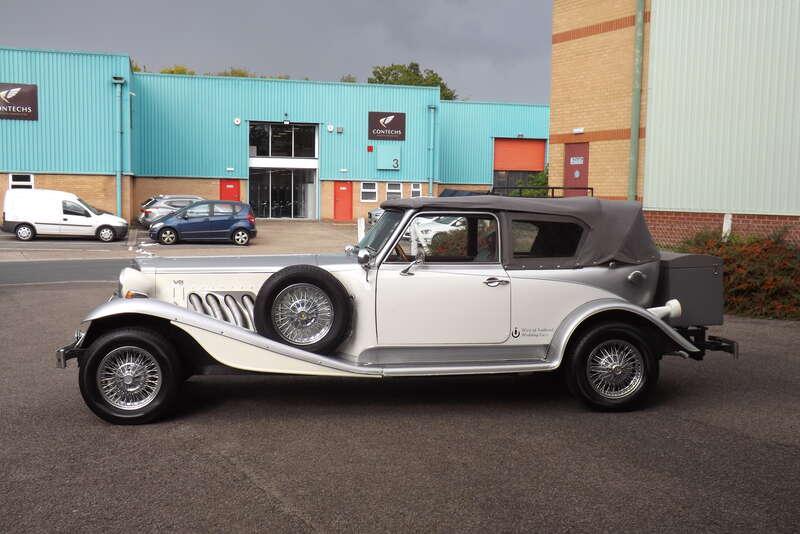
[148, 200, 256, 246]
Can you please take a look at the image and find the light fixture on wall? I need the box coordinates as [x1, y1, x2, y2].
[283, 113, 290, 125]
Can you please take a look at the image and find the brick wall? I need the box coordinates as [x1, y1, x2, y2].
[550, 0, 650, 199]
[645, 211, 800, 247]
[0, 173, 133, 221]
[131, 177, 222, 216]
[321, 181, 432, 221]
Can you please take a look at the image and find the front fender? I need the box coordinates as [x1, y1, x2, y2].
[546, 298, 699, 367]
[81, 298, 379, 377]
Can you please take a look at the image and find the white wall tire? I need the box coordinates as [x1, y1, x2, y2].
[15, 223, 35, 241]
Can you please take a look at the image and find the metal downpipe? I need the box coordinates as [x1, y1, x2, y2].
[112, 76, 125, 216]
[627, 0, 645, 201]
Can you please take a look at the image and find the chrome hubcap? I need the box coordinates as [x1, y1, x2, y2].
[271, 283, 333, 345]
[17, 226, 32, 239]
[161, 230, 176, 244]
[99, 228, 113, 241]
[96, 346, 162, 410]
[234, 231, 248, 244]
[586, 339, 644, 399]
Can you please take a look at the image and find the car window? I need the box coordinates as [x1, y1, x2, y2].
[62, 200, 89, 217]
[511, 220, 583, 258]
[185, 203, 211, 218]
[387, 214, 499, 263]
[213, 203, 235, 215]
[166, 200, 191, 208]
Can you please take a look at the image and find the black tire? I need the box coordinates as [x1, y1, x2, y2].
[78, 328, 183, 425]
[231, 228, 250, 246]
[158, 227, 178, 245]
[254, 265, 351, 354]
[564, 321, 658, 411]
[96, 225, 116, 242]
[15, 223, 35, 241]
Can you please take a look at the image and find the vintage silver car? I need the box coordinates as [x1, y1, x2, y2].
[57, 196, 736, 424]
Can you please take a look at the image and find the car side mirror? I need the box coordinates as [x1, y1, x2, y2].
[357, 248, 371, 270]
[415, 247, 425, 263]
[401, 248, 425, 277]
[344, 244, 358, 256]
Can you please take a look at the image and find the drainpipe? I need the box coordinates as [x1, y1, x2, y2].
[627, 0, 645, 201]
[112, 76, 126, 217]
[427, 105, 436, 195]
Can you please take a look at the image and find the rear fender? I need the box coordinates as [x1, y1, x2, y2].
[547, 298, 699, 368]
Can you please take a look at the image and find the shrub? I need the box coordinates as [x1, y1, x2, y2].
[676, 230, 800, 320]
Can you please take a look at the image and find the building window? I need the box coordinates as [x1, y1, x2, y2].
[360, 182, 378, 202]
[387, 182, 402, 200]
[249, 123, 317, 158]
[8, 174, 34, 189]
[411, 183, 422, 197]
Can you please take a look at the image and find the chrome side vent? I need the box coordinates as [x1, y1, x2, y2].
[187, 291, 257, 331]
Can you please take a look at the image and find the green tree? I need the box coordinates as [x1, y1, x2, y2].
[159, 65, 196, 75]
[215, 67, 254, 77]
[367, 62, 457, 100]
[339, 74, 357, 83]
[131, 60, 146, 72]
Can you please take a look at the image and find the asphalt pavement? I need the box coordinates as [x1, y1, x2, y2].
[1, 282, 799, 532]
[0, 258, 130, 285]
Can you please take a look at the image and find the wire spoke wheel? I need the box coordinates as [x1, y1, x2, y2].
[271, 283, 334, 345]
[96, 346, 162, 410]
[586, 339, 645, 400]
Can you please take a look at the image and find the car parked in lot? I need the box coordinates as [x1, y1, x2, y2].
[3, 188, 128, 242]
[138, 195, 204, 227]
[57, 195, 736, 424]
[148, 200, 256, 246]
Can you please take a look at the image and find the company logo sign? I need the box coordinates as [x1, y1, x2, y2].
[0, 83, 38, 120]
[369, 111, 405, 140]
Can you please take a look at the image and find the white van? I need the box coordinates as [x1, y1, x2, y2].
[2, 189, 129, 242]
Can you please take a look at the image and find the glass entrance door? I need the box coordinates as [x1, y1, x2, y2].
[248, 168, 317, 219]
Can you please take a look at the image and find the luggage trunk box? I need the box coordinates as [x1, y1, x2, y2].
[655, 252, 724, 327]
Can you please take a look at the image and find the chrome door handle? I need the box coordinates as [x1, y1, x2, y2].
[483, 277, 509, 287]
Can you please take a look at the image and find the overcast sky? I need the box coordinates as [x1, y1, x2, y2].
[0, 0, 552, 103]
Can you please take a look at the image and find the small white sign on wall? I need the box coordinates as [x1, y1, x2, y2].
[570, 156, 584, 165]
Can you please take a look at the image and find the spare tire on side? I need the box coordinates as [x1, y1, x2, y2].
[253, 265, 352, 354]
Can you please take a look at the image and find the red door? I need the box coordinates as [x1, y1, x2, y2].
[563, 143, 589, 196]
[333, 181, 352, 221]
[220, 179, 240, 201]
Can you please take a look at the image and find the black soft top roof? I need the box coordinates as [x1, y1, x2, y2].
[381, 195, 659, 266]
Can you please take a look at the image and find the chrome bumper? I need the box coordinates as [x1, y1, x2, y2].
[56, 331, 86, 369]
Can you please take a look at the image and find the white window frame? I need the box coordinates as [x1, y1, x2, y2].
[8, 173, 34, 190]
[411, 183, 422, 197]
[386, 182, 403, 200]
[360, 182, 378, 202]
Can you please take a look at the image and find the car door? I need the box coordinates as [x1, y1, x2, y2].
[178, 202, 212, 240]
[209, 203, 235, 239]
[376, 212, 511, 345]
[60, 200, 95, 236]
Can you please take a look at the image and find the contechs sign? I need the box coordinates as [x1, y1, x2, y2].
[369, 111, 405, 140]
[0, 83, 38, 121]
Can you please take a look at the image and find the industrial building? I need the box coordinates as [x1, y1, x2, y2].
[0, 46, 548, 223]
[550, 0, 800, 244]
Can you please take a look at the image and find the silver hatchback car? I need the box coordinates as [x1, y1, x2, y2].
[137, 195, 204, 227]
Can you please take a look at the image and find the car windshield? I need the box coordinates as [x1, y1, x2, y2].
[358, 209, 404, 253]
[77, 197, 103, 215]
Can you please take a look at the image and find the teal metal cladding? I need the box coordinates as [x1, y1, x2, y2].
[438, 101, 549, 184]
[0, 47, 132, 175]
[132, 73, 439, 182]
